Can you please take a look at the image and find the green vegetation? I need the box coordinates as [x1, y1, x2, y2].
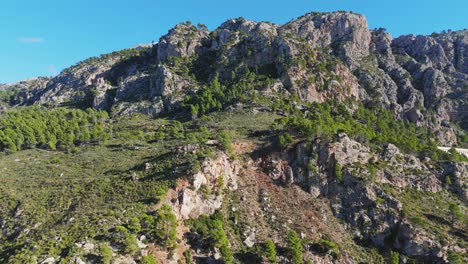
[287, 230, 303, 264]
[123, 234, 140, 255]
[0, 112, 215, 262]
[100, 244, 113, 264]
[183, 70, 275, 117]
[184, 250, 193, 264]
[447, 251, 463, 264]
[274, 100, 445, 158]
[188, 211, 234, 264]
[154, 204, 178, 249]
[307, 160, 318, 174]
[141, 255, 158, 264]
[279, 132, 294, 148]
[0, 106, 108, 152]
[382, 186, 467, 252]
[263, 239, 278, 264]
[216, 130, 235, 158]
[448, 147, 468, 162]
[0, 85, 19, 103]
[335, 163, 343, 183]
[314, 238, 341, 259]
[1, 12, 467, 264]
[448, 203, 463, 225]
[389, 251, 399, 264]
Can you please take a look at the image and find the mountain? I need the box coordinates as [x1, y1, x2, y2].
[0, 11, 466, 264]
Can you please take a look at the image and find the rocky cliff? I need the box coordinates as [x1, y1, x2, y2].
[1, 12, 466, 146]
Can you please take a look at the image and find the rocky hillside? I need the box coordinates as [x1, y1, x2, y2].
[0, 11, 466, 264]
[2, 12, 467, 146]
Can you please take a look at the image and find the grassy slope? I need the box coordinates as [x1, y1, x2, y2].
[0, 109, 465, 263]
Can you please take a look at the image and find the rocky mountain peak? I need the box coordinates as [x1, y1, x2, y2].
[281, 11, 371, 67]
[157, 21, 209, 63]
[0, 11, 466, 146]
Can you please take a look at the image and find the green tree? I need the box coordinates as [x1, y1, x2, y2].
[123, 234, 139, 255]
[184, 250, 193, 264]
[279, 133, 294, 148]
[287, 230, 303, 264]
[154, 204, 178, 249]
[264, 239, 277, 264]
[448, 203, 463, 225]
[447, 251, 462, 264]
[335, 163, 343, 183]
[113, 225, 128, 243]
[141, 255, 158, 264]
[211, 219, 234, 264]
[100, 244, 113, 264]
[128, 217, 142, 233]
[217, 131, 235, 157]
[389, 251, 399, 264]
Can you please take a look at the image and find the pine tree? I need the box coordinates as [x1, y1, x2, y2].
[287, 230, 303, 264]
[154, 204, 178, 249]
[264, 239, 277, 264]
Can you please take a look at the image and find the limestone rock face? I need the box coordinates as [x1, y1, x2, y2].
[444, 162, 468, 200]
[168, 152, 240, 219]
[280, 12, 371, 67]
[156, 22, 209, 63]
[0, 77, 50, 108]
[254, 133, 463, 261]
[326, 133, 372, 166]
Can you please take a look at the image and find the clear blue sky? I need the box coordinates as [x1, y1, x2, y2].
[1, 0, 467, 83]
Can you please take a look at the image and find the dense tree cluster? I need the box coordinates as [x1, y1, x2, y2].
[189, 211, 234, 264]
[275, 100, 443, 158]
[183, 70, 274, 117]
[0, 107, 109, 152]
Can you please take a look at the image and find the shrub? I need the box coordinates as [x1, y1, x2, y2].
[188, 212, 234, 264]
[447, 251, 462, 264]
[123, 234, 139, 255]
[445, 175, 452, 186]
[141, 255, 158, 264]
[184, 250, 193, 264]
[128, 217, 142, 233]
[217, 131, 235, 157]
[335, 163, 343, 183]
[114, 225, 129, 242]
[316, 239, 340, 259]
[307, 160, 318, 174]
[279, 133, 294, 148]
[389, 251, 399, 264]
[100, 244, 113, 264]
[411, 216, 427, 227]
[449, 203, 463, 225]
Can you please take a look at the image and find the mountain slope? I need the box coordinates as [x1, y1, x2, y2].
[0, 11, 466, 264]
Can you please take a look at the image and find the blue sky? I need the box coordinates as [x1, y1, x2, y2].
[1, 0, 467, 83]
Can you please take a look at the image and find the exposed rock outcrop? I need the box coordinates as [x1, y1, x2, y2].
[255, 134, 463, 261]
[167, 152, 240, 219]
